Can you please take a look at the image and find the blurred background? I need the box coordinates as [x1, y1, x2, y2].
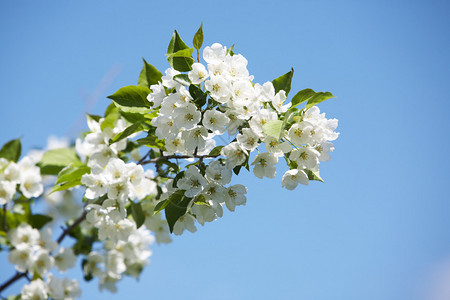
[1, 0, 449, 299]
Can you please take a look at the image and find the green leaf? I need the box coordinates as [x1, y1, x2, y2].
[158, 158, 179, 173]
[82, 259, 94, 282]
[0, 139, 21, 162]
[305, 92, 335, 109]
[100, 106, 120, 131]
[6, 294, 21, 300]
[109, 122, 143, 145]
[107, 85, 151, 108]
[189, 84, 207, 108]
[208, 146, 224, 156]
[86, 113, 102, 123]
[173, 74, 191, 86]
[291, 89, 316, 108]
[138, 58, 163, 87]
[55, 165, 90, 185]
[39, 148, 82, 175]
[136, 134, 165, 149]
[305, 169, 324, 182]
[130, 201, 145, 228]
[193, 22, 204, 50]
[52, 164, 90, 193]
[164, 190, 191, 233]
[166, 48, 194, 58]
[226, 44, 235, 56]
[167, 30, 194, 72]
[272, 68, 294, 96]
[153, 200, 169, 215]
[29, 214, 53, 229]
[262, 120, 283, 139]
[51, 180, 82, 193]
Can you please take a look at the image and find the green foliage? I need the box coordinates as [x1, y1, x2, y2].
[305, 91, 335, 109]
[305, 169, 324, 182]
[29, 214, 53, 229]
[189, 84, 207, 108]
[208, 146, 224, 156]
[0, 201, 52, 234]
[69, 225, 97, 256]
[100, 105, 120, 131]
[136, 133, 165, 149]
[272, 68, 294, 96]
[0, 139, 21, 162]
[262, 120, 284, 139]
[109, 122, 143, 145]
[193, 23, 204, 50]
[167, 30, 194, 72]
[291, 88, 335, 110]
[39, 148, 82, 175]
[138, 59, 163, 88]
[173, 74, 191, 86]
[107, 85, 151, 108]
[52, 164, 90, 193]
[129, 201, 145, 228]
[164, 190, 191, 233]
[291, 89, 316, 108]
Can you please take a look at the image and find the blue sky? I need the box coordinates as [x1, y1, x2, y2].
[1, 0, 450, 299]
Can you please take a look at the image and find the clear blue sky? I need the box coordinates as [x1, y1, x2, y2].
[1, 1, 450, 299]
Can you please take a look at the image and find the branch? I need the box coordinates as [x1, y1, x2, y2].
[56, 210, 88, 244]
[139, 153, 220, 166]
[0, 272, 27, 294]
[2, 205, 7, 232]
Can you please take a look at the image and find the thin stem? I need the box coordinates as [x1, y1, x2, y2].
[139, 153, 220, 166]
[0, 272, 27, 294]
[56, 210, 88, 244]
[2, 205, 7, 232]
[137, 149, 152, 165]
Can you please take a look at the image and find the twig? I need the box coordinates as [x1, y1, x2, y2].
[139, 153, 220, 166]
[137, 149, 152, 165]
[0, 272, 27, 294]
[56, 210, 88, 244]
[2, 205, 7, 232]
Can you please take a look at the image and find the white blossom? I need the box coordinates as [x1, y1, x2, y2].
[221, 142, 248, 168]
[147, 82, 166, 107]
[0, 180, 16, 205]
[9, 243, 33, 272]
[54, 247, 77, 272]
[224, 184, 247, 212]
[237, 128, 260, 151]
[172, 213, 197, 236]
[21, 279, 48, 300]
[281, 169, 309, 190]
[31, 249, 54, 276]
[251, 152, 278, 179]
[290, 147, 320, 170]
[188, 62, 209, 84]
[161, 68, 181, 89]
[202, 110, 229, 135]
[203, 43, 227, 64]
[174, 103, 201, 130]
[264, 136, 292, 157]
[177, 166, 207, 198]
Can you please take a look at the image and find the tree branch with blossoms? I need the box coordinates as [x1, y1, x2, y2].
[0, 24, 339, 299]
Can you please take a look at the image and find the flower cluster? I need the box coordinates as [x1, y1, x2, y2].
[81, 226, 154, 293]
[7, 223, 80, 300]
[0, 27, 339, 299]
[145, 42, 338, 233]
[0, 156, 43, 204]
